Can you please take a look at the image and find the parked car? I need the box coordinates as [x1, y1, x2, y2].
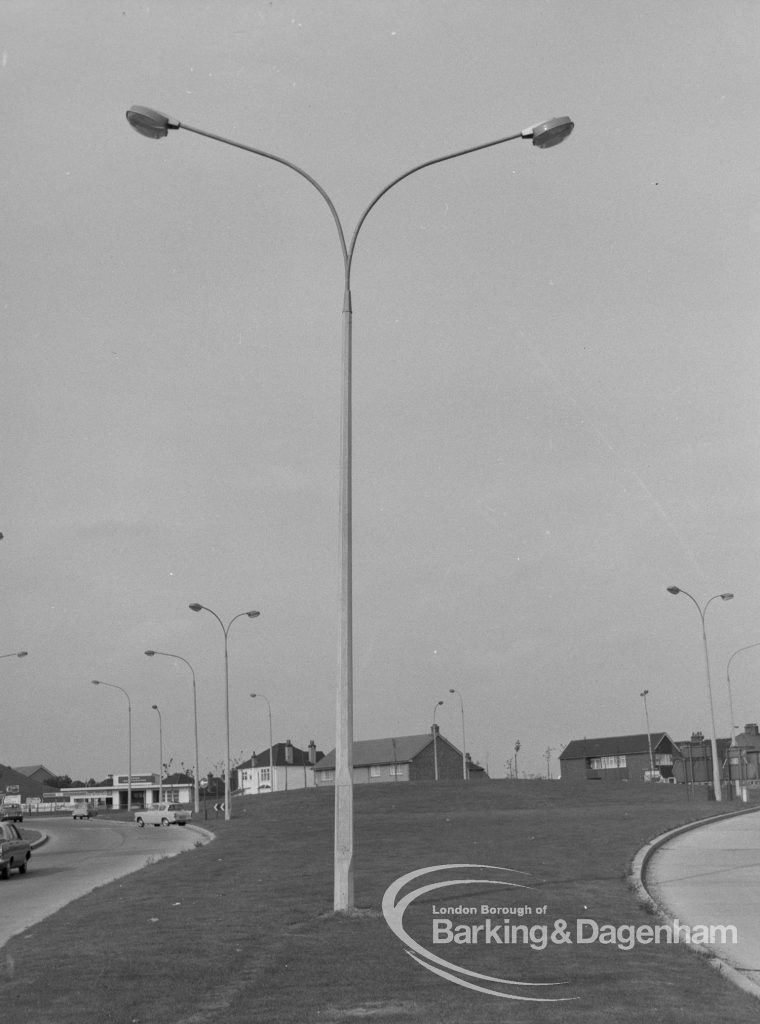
[0, 822, 31, 879]
[72, 802, 97, 820]
[135, 803, 192, 827]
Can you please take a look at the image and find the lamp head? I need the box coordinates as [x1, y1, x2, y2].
[523, 116, 574, 149]
[91, 680, 101, 686]
[246, 610, 261, 619]
[666, 586, 681, 595]
[189, 603, 203, 612]
[641, 689, 649, 697]
[145, 650, 156, 657]
[126, 106, 180, 139]
[152, 704, 159, 710]
[721, 593, 734, 601]
[17, 651, 28, 658]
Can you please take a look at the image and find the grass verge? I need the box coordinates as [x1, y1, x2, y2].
[2, 780, 759, 1023]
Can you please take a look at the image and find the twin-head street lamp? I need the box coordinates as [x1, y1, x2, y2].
[667, 586, 733, 801]
[127, 105, 574, 910]
[91, 679, 132, 810]
[145, 649, 200, 813]
[189, 604, 260, 821]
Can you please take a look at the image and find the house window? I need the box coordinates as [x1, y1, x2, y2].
[321, 770, 335, 781]
[589, 755, 627, 770]
[389, 764, 405, 776]
[259, 768, 271, 782]
[370, 765, 383, 777]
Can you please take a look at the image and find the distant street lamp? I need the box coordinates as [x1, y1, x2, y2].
[448, 688, 467, 780]
[127, 104, 574, 910]
[726, 643, 760, 744]
[0, 651, 27, 660]
[91, 679, 132, 810]
[152, 704, 164, 802]
[667, 586, 734, 801]
[432, 701, 444, 781]
[640, 689, 654, 774]
[250, 693, 275, 794]
[145, 650, 200, 813]
[189, 603, 260, 820]
[514, 740, 521, 780]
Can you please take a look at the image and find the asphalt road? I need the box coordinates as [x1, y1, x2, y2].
[0, 816, 209, 950]
[645, 809, 760, 987]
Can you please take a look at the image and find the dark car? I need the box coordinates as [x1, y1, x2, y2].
[0, 822, 31, 879]
[0, 803, 23, 823]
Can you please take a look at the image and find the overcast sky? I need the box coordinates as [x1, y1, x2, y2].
[2, 1, 759, 782]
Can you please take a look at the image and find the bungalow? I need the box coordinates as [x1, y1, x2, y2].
[237, 740, 323, 795]
[313, 726, 482, 786]
[559, 733, 681, 784]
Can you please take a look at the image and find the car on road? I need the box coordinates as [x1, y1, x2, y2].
[1, 797, 23, 823]
[0, 822, 31, 879]
[135, 803, 192, 828]
[71, 802, 98, 820]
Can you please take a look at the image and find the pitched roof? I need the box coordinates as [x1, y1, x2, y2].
[237, 741, 323, 770]
[12, 765, 56, 778]
[315, 733, 457, 771]
[560, 733, 679, 761]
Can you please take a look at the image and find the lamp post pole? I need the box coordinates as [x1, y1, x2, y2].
[726, 643, 760, 744]
[667, 587, 734, 801]
[189, 604, 260, 821]
[152, 704, 163, 802]
[514, 739, 521, 780]
[250, 693, 275, 794]
[126, 106, 574, 909]
[92, 679, 132, 811]
[449, 688, 467, 779]
[144, 650, 201, 813]
[640, 689, 654, 775]
[432, 700, 444, 781]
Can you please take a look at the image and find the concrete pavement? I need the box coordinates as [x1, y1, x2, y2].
[638, 807, 760, 997]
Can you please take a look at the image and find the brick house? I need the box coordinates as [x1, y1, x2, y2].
[313, 726, 481, 786]
[672, 731, 732, 786]
[559, 733, 681, 783]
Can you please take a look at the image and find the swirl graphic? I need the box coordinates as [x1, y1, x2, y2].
[381, 863, 576, 1002]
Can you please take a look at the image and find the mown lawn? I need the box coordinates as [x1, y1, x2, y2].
[2, 780, 758, 1023]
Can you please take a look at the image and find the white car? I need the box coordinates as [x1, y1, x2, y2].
[71, 803, 97, 820]
[135, 803, 192, 827]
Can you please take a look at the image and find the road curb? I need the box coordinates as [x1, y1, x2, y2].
[630, 805, 760, 1002]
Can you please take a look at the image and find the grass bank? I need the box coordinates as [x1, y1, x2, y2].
[3, 780, 758, 1023]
